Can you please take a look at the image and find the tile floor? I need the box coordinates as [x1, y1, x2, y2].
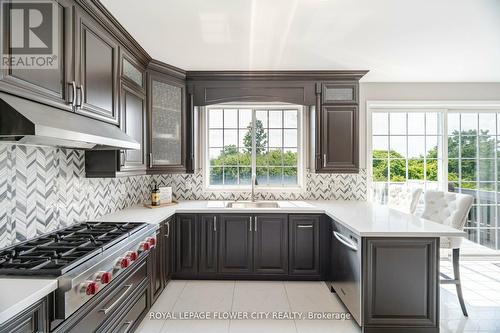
[137, 261, 500, 333]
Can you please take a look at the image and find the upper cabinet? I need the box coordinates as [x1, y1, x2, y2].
[316, 80, 362, 173]
[147, 69, 188, 173]
[0, 0, 75, 110]
[74, 8, 120, 124]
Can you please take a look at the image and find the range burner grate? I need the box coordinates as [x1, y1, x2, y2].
[0, 221, 146, 276]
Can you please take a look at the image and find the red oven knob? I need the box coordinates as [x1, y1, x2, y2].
[127, 251, 138, 261]
[119, 257, 131, 269]
[147, 237, 156, 247]
[98, 271, 112, 284]
[81, 281, 99, 295]
[139, 242, 150, 252]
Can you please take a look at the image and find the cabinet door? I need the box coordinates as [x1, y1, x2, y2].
[289, 215, 321, 276]
[322, 82, 358, 105]
[119, 84, 146, 172]
[163, 218, 173, 284]
[121, 52, 145, 91]
[147, 72, 186, 172]
[219, 215, 253, 274]
[75, 8, 119, 124]
[0, 0, 74, 110]
[320, 106, 358, 173]
[175, 214, 197, 275]
[151, 226, 163, 303]
[253, 214, 288, 275]
[199, 215, 219, 274]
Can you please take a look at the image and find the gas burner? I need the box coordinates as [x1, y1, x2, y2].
[0, 221, 147, 276]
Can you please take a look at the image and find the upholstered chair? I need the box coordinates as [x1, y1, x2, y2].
[421, 190, 474, 316]
[387, 186, 423, 214]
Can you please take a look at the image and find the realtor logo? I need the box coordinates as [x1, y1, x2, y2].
[1, 0, 58, 69]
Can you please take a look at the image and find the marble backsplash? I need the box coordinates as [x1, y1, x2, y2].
[0, 144, 366, 249]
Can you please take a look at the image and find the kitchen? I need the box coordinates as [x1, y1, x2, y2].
[1, 1, 500, 333]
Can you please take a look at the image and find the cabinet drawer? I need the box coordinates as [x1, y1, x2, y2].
[322, 82, 358, 104]
[56, 258, 147, 333]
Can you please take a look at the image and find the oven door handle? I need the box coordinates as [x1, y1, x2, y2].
[100, 284, 133, 314]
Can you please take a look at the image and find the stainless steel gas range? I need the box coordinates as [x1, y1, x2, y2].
[0, 221, 157, 324]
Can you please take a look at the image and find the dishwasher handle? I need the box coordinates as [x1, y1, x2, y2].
[333, 231, 358, 251]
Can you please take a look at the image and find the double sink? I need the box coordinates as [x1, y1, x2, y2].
[225, 201, 280, 209]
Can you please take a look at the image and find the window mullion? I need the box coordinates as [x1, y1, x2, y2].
[251, 109, 257, 188]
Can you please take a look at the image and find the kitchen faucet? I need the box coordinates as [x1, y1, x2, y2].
[251, 174, 258, 202]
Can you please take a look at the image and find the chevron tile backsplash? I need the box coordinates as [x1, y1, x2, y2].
[0, 145, 150, 249]
[0, 144, 366, 249]
[152, 170, 367, 202]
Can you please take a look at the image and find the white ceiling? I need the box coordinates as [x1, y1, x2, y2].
[101, 0, 500, 82]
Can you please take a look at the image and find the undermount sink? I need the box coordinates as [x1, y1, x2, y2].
[225, 201, 280, 209]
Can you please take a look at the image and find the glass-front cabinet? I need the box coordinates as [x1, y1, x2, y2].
[147, 71, 187, 172]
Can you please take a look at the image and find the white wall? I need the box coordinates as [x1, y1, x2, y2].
[358, 83, 500, 168]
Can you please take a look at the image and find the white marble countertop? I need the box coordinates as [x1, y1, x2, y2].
[0, 278, 57, 324]
[98, 200, 465, 238]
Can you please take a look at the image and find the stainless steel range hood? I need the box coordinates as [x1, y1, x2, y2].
[0, 93, 140, 150]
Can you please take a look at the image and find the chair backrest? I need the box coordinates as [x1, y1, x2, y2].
[421, 190, 473, 231]
[388, 186, 423, 214]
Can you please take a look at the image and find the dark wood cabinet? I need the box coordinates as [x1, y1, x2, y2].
[74, 7, 119, 124]
[321, 82, 358, 105]
[119, 83, 147, 172]
[175, 214, 198, 276]
[163, 218, 173, 283]
[150, 226, 163, 303]
[0, 298, 48, 333]
[147, 70, 187, 173]
[319, 105, 359, 173]
[253, 214, 288, 275]
[0, 0, 75, 111]
[289, 215, 321, 276]
[199, 214, 219, 274]
[218, 214, 253, 274]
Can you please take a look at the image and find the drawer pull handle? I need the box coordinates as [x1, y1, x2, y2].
[297, 225, 313, 228]
[333, 231, 358, 251]
[122, 320, 134, 333]
[249, 217, 252, 231]
[254, 216, 257, 232]
[213, 216, 217, 232]
[100, 284, 133, 314]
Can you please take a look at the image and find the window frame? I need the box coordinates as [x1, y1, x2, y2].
[367, 100, 500, 250]
[202, 104, 306, 192]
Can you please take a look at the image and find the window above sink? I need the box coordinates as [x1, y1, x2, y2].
[203, 104, 306, 192]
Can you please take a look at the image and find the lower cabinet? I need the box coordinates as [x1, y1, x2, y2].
[175, 214, 298, 278]
[253, 214, 288, 275]
[218, 214, 253, 274]
[163, 218, 173, 283]
[150, 225, 163, 303]
[199, 214, 219, 274]
[0, 298, 48, 333]
[289, 215, 321, 276]
[175, 214, 198, 276]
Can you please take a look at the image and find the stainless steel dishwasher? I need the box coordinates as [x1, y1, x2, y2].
[330, 220, 362, 325]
